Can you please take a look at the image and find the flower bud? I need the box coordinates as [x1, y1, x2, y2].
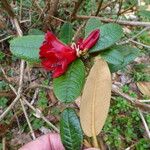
[79, 29, 100, 51]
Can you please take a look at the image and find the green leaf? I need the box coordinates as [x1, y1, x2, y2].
[53, 59, 85, 103]
[60, 108, 83, 150]
[88, 23, 123, 53]
[101, 48, 124, 65]
[85, 18, 102, 36]
[101, 45, 139, 72]
[59, 22, 74, 44]
[10, 35, 44, 62]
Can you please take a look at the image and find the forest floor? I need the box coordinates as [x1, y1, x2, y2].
[0, 0, 150, 149]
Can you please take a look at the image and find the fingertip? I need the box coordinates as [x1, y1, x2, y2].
[19, 133, 65, 150]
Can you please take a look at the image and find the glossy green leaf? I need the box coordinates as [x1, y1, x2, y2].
[87, 23, 123, 53]
[85, 18, 102, 36]
[10, 35, 44, 62]
[101, 45, 140, 72]
[59, 22, 74, 44]
[60, 108, 83, 150]
[53, 59, 85, 103]
[101, 48, 124, 65]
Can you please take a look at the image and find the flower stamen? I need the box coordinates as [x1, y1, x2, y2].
[71, 43, 81, 57]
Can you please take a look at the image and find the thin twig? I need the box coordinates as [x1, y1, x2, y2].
[23, 98, 59, 132]
[119, 27, 150, 44]
[2, 3, 36, 139]
[26, 83, 52, 91]
[112, 85, 150, 139]
[20, 19, 31, 23]
[0, 94, 20, 122]
[112, 85, 150, 112]
[50, 15, 66, 23]
[1, 77, 59, 133]
[130, 40, 150, 49]
[139, 100, 150, 103]
[12, 18, 23, 36]
[20, 99, 36, 139]
[0, 35, 13, 43]
[0, 67, 11, 82]
[75, 15, 150, 27]
[119, 4, 135, 15]
[30, 88, 39, 105]
[138, 109, 150, 139]
[12, 16, 36, 139]
[17, 60, 25, 93]
[2, 137, 6, 150]
[13, 110, 22, 133]
[116, 0, 123, 18]
[0, 94, 21, 121]
[26, 63, 31, 83]
[19, 0, 23, 21]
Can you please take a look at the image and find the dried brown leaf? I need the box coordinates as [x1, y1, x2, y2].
[80, 58, 111, 137]
[137, 82, 150, 96]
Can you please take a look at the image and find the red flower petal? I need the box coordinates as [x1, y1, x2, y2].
[39, 31, 77, 78]
[52, 61, 68, 78]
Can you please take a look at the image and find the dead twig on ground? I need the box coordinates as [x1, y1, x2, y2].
[112, 85, 150, 112]
[26, 83, 52, 91]
[0, 1, 37, 140]
[2, 137, 6, 150]
[138, 109, 150, 139]
[30, 88, 39, 105]
[139, 100, 150, 103]
[23, 98, 59, 132]
[20, 99, 36, 139]
[119, 4, 136, 15]
[1, 68, 59, 132]
[0, 35, 13, 43]
[130, 40, 150, 49]
[119, 27, 150, 44]
[0, 94, 21, 121]
[112, 84, 150, 139]
[75, 15, 150, 27]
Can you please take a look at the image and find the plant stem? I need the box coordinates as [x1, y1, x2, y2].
[92, 135, 99, 148]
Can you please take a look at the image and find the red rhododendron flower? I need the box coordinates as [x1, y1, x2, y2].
[39, 29, 100, 78]
[39, 31, 77, 78]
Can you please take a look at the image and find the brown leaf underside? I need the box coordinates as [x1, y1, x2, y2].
[80, 57, 111, 137]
